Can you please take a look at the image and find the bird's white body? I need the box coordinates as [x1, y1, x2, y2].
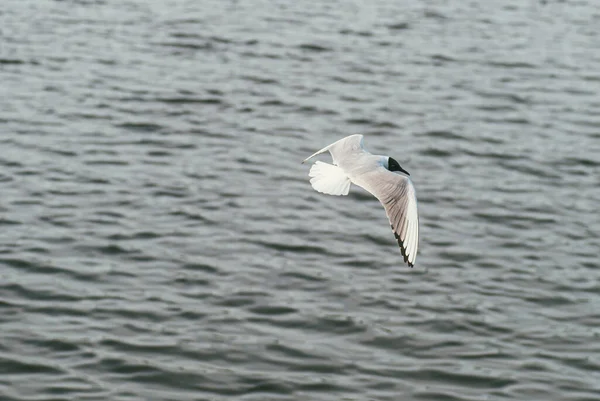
[304, 134, 419, 267]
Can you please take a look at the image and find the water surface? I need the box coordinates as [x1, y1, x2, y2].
[1, 1, 600, 400]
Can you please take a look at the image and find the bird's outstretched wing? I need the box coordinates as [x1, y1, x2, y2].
[358, 168, 419, 267]
[303, 134, 367, 166]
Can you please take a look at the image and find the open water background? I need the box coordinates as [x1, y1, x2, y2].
[1, 0, 600, 400]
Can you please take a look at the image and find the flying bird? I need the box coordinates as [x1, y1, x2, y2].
[303, 134, 419, 267]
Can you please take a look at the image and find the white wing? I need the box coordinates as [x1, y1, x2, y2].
[303, 134, 367, 166]
[358, 168, 419, 267]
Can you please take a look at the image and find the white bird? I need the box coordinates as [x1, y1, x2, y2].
[303, 134, 419, 267]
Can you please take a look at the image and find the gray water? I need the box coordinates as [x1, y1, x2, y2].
[1, 1, 600, 400]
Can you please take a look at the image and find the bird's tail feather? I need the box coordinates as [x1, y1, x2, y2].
[308, 161, 351, 196]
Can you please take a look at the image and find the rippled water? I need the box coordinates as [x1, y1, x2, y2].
[2, 1, 600, 400]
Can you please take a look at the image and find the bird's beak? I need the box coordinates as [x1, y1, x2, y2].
[399, 167, 410, 176]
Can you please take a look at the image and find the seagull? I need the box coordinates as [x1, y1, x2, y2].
[303, 134, 419, 267]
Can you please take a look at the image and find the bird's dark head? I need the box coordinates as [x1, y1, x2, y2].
[387, 157, 410, 175]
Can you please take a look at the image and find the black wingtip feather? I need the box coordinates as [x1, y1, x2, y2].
[391, 225, 412, 267]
